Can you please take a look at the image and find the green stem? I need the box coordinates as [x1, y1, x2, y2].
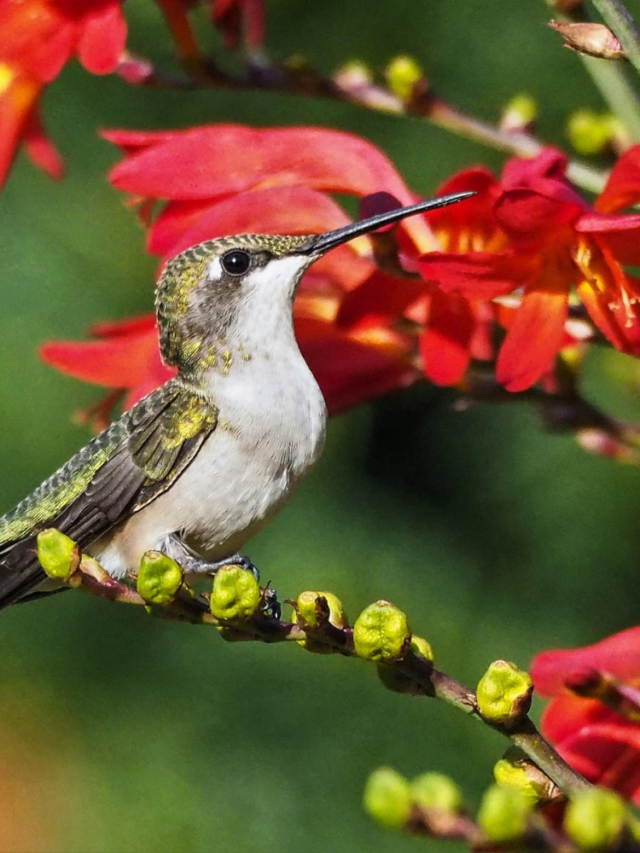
[592, 0, 640, 75]
[579, 52, 640, 140]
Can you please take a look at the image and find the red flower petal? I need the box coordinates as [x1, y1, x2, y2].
[336, 270, 426, 330]
[495, 189, 582, 241]
[597, 144, 640, 213]
[77, 2, 128, 74]
[107, 125, 415, 203]
[532, 626, 640, 696]
[22, 105, 64, 179]
[576, 211, 640, 266]
[155, 186, 351, 260]
[418, 251, 530, 300]
[496, 281, 568, 391]
[502, 147, 568, 190]
[420, 290, 474, 385]
[297, 319, 419, 414]
[89, 313, 158, 338]
[40, 323, 162, 388]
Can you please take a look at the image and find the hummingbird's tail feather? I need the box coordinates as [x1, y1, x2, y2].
[0, 534, 47, 610]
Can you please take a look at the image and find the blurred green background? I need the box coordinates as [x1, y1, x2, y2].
[2, 1, 640, 850]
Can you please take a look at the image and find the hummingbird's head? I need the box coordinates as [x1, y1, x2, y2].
[155, 191, 473, 375]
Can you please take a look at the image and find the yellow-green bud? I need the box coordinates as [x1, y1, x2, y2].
[294, 591, 347, 629]
[37, 529, 79, 580]
[477, 660, 532, 726]
[353, 600, 411, 662]
[136, 551, 183, 605]
[494, 747, 557, 805]
[500, 94, 537, 132]
[292, 591, 348, 653]
[477, 785, 532, 844]
[363, 767, 412, 829]
[567, 109, 616, 156]
[411, 635, 434, 663]
[210, 566, 261, 621]
[564, 788, 627, 851]
[334, 59, 373, 87]
[385, 55, 424, 102]
[411, 772, 463, 814]
[376, 635, 433, 693]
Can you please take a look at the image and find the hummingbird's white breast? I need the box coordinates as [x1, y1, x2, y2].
[92, 254, 328, 577]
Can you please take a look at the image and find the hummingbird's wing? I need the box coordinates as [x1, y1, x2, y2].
[0, 379, 218, 608]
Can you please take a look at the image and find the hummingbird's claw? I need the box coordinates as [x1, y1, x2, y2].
[209, 553, 260, 583]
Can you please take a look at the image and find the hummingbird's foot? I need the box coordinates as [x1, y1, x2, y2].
[160, 536, 280, 618]
[207, 553, 261, 582]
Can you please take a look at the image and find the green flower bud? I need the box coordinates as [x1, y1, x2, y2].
[136, 551, 183, 605]
[363, 767, 412, 829]
[567, 109, 614, 156]
[37, 529, 80, 580]
[564, 788, 626, 851]
[477, 660, 532, 726]
[500, 94, 537, 132]
[494, 747, 557, 805]
[478, 785, 532, 844]
[385, 55, 424, 102]
[411, 635, 434, 663]
[292, 591, 348, 653]
[294, 591, 347, 629]
[210, 566, 261, 621]
[353, 600, 411, 662]
[411, 772, 463, 814]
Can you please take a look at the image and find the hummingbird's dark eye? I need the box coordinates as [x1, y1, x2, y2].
[221, 250, 251, 277]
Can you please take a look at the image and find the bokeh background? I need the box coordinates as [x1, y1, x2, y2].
[2, 1, 640, 850]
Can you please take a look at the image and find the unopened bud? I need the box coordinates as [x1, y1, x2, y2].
[385, 55, 425, 102]
[500, 94, 537, 133]
[363, 767, 412, 829]
[376, 633, 434, 694]
[37, 529, 80, 580]
[478, 785, 532, 844]
[210, 565, 261, 621]
[577, 427, 640, 464]
[494, 747, 560, 805]
[137, 551, 183, 605]
[292, 591, 348, 653]
[353, 600, 411, 662]
[333, 60, 373, 89]
[564, 788, 626, 851]
[294, 590, 347, 629]
[477, 660, 532, 727]
[567, 109, 620, 156]
[548, 21, 623, 60]
[411, 634, 434, 663]
[411, 772, 463, 814]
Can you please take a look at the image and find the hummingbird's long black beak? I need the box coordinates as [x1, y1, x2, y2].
[298, 191, 475, 255]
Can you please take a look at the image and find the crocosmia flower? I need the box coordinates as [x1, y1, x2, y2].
[532, 627, 640, 803]
[0, 0, 127, 189]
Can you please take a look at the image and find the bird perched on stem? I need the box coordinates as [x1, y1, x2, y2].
[0, 192, 473, 609]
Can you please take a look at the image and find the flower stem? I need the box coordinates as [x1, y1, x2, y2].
[58, 554, 590, 799]
[580, 52, 640, 141]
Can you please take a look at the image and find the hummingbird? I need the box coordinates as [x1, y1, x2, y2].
[0, 192, 472, 609]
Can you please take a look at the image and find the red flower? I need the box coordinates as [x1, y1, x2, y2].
[420, 148, 640, 391]
[0, 0, 127, 189]
[337, 167, 506, 386]
[532, 628, 640, 803]
[43, 125, 436, 418]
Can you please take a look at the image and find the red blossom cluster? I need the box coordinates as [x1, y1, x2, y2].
[39, 123, 640, 425]
[0, 0, 258, 191]
[533, 628, 640, 803]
